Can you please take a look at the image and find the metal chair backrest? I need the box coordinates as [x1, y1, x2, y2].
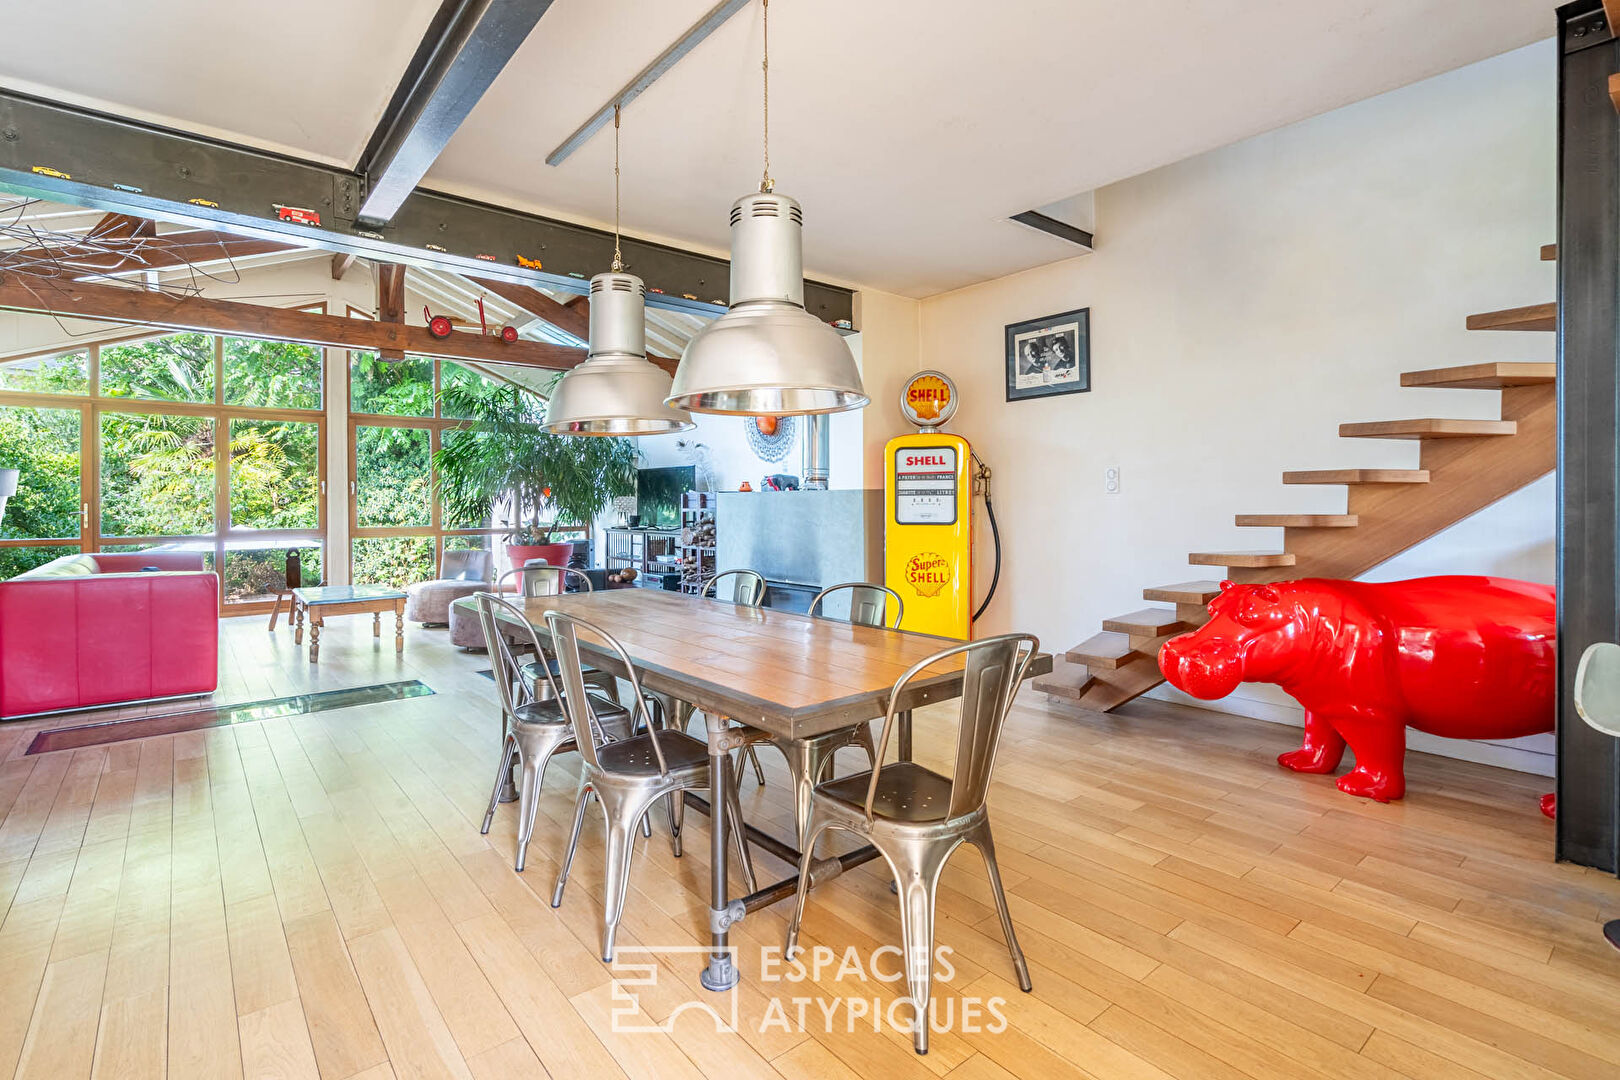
[498, 564, 593, 598]
[809, 581, 904, 628]
[868, 632, 1038, 822]
[1576, 641, 1620, 739]
[474, 591, 564, 719]
[442, 547, 492, 582]
[704, 569, 765, 607]
[543, 610, 666, 774]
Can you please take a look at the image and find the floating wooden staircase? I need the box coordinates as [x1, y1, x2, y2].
[1035, 261, 1557, 709]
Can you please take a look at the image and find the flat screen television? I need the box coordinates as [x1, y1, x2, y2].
[636, 466, 694, 529]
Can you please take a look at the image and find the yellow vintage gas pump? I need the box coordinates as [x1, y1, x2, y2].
[885, 371, 975, 638]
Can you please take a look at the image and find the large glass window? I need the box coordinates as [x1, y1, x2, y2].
[99, 411, 215, 536]
[223, 543, 324, 604]
[351, 536, 434, 589]
[229, 419, 320, 530]
[224, 338, 322, 410]
[0, 404, 80, 539]
[1, 320, 328, 612]
[0, 350, 88, 395]
[0, 403, 82, 579]
[350, 352, 433, 417]
[439, 362, 504, 419]
[355, 425, 431, 528]
[100, 332, 215, 403]
[438, 428, 492, 530]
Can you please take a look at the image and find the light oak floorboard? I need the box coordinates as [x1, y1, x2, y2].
[0, 616, 1614, 1079]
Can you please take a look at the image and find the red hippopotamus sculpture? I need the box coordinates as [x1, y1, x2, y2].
[1158, 576, 1554, 803]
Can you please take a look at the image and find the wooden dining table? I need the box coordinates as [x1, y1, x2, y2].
[471, 587, 1051, 992]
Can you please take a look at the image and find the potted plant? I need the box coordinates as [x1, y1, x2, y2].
[434, 373, 636, 572]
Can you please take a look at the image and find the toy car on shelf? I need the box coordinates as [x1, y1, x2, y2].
[30, 166, 70, 179]
[273, 205, 321, 227]
[516, 254, 543, 269]
[474, 253, 497, 262]
[567, 271, 586, 279]
[833, 318, 853, 330]
[188, 198, 220, 208]
[648, 287, 664, 294]
[681, 293, 698, 301]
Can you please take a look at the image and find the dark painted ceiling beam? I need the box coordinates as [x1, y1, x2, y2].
[0, 87, 854, 324]
[356, 0, 556, 225]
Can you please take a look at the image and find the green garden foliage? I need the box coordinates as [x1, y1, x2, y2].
[434, 370, 635, 545]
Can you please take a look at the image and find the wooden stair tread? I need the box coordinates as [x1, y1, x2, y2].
[1065, 632, 1141, 669]
[1188, 550, 1296, 568]
[1541, 244, 1557, 261]
[1465, 303, 1556, 332]
[1282, 468, 1429, 485]
[1032, 659, 1095, 700]
[1235, 514, 1358, 528]
[1077, 657, 1166, 711]
[1142, 580, 1224, 605]
[1339, 418, 1516, 439]
[1400, 362, 1556, 389]
[1100, 608, 1188, 636]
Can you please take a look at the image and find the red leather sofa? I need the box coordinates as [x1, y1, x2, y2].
[0, 551, 219, 718]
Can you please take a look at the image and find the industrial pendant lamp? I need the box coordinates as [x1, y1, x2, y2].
[543, 107, 694, 436]
[666, 0, 867, 416]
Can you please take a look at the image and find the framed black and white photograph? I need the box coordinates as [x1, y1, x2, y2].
[1005, 307, 1090, 402]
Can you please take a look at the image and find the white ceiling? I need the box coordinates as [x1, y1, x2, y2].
[0, 0, 1552, 298]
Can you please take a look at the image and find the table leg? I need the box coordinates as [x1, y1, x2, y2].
[373, 611, 381, 638]
[308, 614, 321, 663]
[898, 709, 914, 762]
[395, 602, 405, 653]
[700, 711, 740, 992]
[293, 602, 304, 645]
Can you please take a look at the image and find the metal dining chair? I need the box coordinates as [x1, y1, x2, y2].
[808, 581, 904, 628]
[496, 564, 621, 703]
[703, 568, 766, 606]
[785, 632, 1039, 1055]
[764, 582, 907, 851]
[474, 592, 634, 872]
[544, 609, 758, 961]
[701, 568, 771, 785]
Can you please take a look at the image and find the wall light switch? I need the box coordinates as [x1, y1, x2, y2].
[1104, 465, 1121, 495]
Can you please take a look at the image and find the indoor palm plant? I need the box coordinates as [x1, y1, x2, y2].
[434, 372, 637, 569]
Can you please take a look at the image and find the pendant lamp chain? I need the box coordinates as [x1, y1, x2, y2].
[760, 0, 773, 194]
[611, 104, 624, 272]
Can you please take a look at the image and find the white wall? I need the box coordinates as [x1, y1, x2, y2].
[894, 41, 1558, 774]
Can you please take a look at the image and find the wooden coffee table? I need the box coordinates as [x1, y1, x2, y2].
[291, 585, 407, 663]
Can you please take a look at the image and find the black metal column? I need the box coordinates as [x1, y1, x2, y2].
[1557, 0, 1620, 872]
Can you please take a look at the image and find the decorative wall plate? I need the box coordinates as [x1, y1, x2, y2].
[744, 414, 798, 462]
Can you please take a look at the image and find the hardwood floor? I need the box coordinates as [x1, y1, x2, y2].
[1, 615, 1618, 1078]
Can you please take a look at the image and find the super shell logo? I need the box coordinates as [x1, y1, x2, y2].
[905, 552, 952, 598]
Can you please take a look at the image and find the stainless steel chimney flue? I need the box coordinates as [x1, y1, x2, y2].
[803, 414, 830, 490]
